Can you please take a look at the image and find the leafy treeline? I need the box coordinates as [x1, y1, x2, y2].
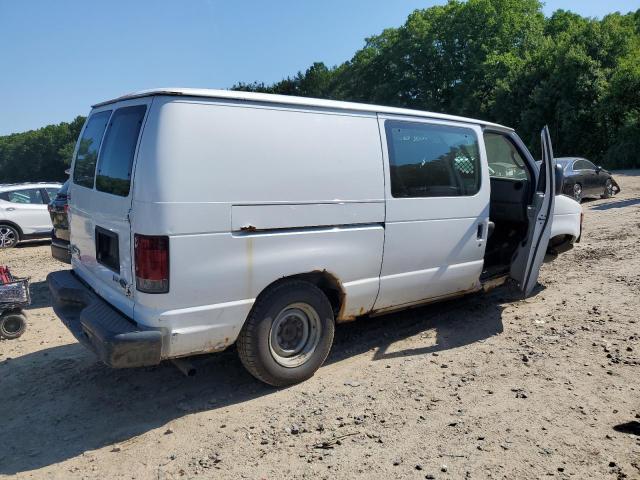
[235, 0, 640, 168]
[1, 0, 638, 183]
[0, 117, 85, 183]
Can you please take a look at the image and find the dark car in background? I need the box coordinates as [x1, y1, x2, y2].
[555, 157, 620, 202]
[48, 180, 71, 263]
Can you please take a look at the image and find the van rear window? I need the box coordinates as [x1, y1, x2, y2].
[95, 105, 147, 197]
[386, 121, 481, 198]
[73, 111, 111, 188]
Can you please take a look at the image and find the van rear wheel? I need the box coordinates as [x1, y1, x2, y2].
[237, 280, 335, 387]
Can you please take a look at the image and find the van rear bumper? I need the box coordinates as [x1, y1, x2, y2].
[47, 270, 163, 368]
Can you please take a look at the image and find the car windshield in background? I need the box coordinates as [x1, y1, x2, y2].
[95, 105, 146, 197]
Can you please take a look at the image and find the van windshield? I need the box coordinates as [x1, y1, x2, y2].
[95, 105, 147, 197]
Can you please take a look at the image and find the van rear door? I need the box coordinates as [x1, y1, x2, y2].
[510, 126, 555, 296]
[69, 99, 151, 317]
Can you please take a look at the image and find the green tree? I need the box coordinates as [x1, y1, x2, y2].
[3, 0, 639, 179]
[0, 116, 85, 182]
[235, 62, 335, 98]
[233, 1, 640, 168]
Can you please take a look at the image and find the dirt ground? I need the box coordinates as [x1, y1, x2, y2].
[1, 173, 639, 480]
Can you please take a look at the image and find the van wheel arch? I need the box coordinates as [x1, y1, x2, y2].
[252, 270, 345, 322]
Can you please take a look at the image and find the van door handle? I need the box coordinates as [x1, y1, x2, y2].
[477, 223, 484, 240]
[6, 207, 15, 211]
[487, 221, 495, 239]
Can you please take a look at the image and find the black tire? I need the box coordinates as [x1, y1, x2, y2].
[0, 224, 20, 249]
[601, 178, 613, 199]
[572, 183, 583, 202]
[0, 311, 27, 339]
[237, 280, 335, 387]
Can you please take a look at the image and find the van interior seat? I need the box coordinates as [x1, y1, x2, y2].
[489, 177, 529, 223]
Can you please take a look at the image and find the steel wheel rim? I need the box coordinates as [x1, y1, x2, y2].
[605, 179, 613, 196]
[0, 227, 17, 248]
[573, 184, 582, 200]
[269, 302, 321, 368]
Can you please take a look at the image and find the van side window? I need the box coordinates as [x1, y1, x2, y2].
[385, 121, 480, 198]
[483, 133, 528, 180]
[73, 111, 112, 188]
[95, 105, 147, 197]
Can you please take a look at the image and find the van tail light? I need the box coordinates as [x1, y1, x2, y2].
[134, 234, 169, 293]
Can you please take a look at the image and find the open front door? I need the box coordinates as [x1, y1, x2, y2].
[510, 126, 556, 296]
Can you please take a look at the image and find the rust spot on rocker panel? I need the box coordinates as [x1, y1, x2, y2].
[336, 304, 365, 324]
[324, 271, 350, 324]
[368, 286, 481, 318]
[195, 335, 232, 355]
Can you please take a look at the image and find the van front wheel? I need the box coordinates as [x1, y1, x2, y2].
[237, 280, 335, 387]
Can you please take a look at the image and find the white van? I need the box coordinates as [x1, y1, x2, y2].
[48, 89, 581, 386]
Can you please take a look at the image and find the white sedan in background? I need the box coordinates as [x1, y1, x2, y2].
[0, 182, 62, 248]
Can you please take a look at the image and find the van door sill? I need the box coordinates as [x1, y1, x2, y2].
[481, 274, 509, 292]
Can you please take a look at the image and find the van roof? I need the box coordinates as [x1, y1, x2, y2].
[93, 88, 512, 131]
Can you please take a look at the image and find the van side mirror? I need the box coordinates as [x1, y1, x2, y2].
[554, 163, 563, 195]
[595, 165, 602, 173]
